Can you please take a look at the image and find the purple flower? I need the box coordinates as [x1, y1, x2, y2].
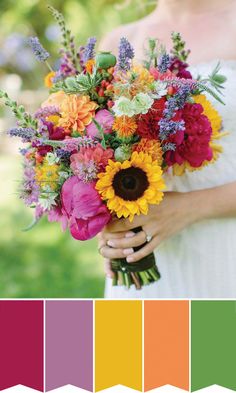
[8, 127, 37, 142]
[82, 37, 97, 63]
[34, 106, 59, 119]
[118, 37, 134, 71]
[158, 119, 185, 141]
[158, 53, 171, 73]
[28, 37, 49, 62]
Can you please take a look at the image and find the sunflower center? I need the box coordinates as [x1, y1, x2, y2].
[112, 167, 149, 201]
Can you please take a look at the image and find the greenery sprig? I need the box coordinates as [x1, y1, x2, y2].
[50, 72, 103, 99]
[0, 90, 38, 128]
[48, 5, 79, 70]
[171, 32, 190, 62]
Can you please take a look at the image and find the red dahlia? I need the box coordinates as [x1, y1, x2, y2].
[137, 98, 166, 139]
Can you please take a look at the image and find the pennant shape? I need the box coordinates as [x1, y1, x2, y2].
[0, 300, 44, 391]
[191, 301, 236, 391]
[144, 300, 189, 391]
[45, 300, 93, 392]
[95, 301, 142, 391]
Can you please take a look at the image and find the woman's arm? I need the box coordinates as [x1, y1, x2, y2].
[98, 181, 236, 271]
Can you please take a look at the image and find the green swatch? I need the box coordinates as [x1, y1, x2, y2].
[191, 300, 236, 391]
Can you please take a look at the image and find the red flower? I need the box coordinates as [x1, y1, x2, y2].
[165, 103, 213, 168]
[137, 98, 166, 139]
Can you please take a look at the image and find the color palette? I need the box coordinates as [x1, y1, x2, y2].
[0, 300, 236, 392]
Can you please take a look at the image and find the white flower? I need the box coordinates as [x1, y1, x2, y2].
[46, 152, 60, 165]
[38, 191, 58, 210]
[152, 81, 168, 98]
[132, 92, 154, 115]
[112, 96, 136, 117]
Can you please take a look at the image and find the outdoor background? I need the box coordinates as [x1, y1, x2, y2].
[0, 0, 156, 297]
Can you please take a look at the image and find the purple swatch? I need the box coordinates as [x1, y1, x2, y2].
[45, 300, 93, 391]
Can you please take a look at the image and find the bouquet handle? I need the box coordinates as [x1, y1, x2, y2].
[111, 227, 161, 290]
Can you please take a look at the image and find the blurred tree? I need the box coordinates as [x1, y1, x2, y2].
[0, 0, 156, 89]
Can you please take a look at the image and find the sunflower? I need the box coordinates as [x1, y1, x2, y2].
[113, 115, 137, 139]
[96, 151, 165, 221]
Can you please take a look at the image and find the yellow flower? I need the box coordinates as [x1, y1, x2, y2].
[42, 91, 97, 135]
[35, 162, 59, 191]
[113, 116, 137, 139]
[44, 71, 56, 88]
[85, 59, 95, 74]
[96, 151, 165, 221]
[133, 138, 163, 165]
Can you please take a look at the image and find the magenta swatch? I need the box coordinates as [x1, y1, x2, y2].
[0, 300, 44, 391]
[45, 300, 93, 391]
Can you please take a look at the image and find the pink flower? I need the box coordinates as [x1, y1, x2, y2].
[86, 109, 114, 138]
[48, 205, 68, 231]
[61, 176, 111, 240]
[70, 144, 113, 182]
[150, 67, 176, 81]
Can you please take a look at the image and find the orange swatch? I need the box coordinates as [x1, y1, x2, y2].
[144, 300, 189, 391]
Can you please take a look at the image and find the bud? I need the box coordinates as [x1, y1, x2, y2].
[114, 145, 132, 162]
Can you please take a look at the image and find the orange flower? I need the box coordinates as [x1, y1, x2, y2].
[113, 116, 137, 139]
[44, 71, 56, 88]
[42, 91, 97, 135]
[133, 138, 163, 165]
[85, 59, 95, 74]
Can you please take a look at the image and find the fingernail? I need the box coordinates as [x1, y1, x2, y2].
[123, 248, 134, 256]
[127, 256, 134, 263]
[107, 240, 115, 247]
[125, 232, 135, 238]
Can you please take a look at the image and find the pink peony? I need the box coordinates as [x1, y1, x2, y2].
[165, 103, 213, 168]
[61, 176, 111, 240]
[86, 109, 114, 138]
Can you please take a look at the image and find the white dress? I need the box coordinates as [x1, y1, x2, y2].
[105, 60, 236, 299]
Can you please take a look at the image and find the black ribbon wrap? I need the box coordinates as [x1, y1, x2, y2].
[111, 227, 161, 289]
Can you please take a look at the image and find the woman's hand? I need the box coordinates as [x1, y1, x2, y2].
[98, 191, 201, 276]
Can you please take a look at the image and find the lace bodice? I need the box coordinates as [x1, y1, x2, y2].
[164, 59, 236, 192]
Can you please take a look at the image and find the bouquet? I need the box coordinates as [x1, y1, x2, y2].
[0, 7, 227, 289]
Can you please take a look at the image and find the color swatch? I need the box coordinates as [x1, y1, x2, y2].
[191, 300, 236, 391]
[95, 300, 142, 392]
[45, 300, 93, 391]
[0, 300, 44, 391]
[144, 300, 189, 391]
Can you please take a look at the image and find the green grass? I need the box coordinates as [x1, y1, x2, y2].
[0, 153, 104, 298]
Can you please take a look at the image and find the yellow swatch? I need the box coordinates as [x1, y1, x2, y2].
[95, 300, 142, 391]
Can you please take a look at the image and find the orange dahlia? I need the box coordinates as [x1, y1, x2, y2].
[42, 91, 97, 135]
[112, 116, 137, 139]
[133, 138, 163, 165]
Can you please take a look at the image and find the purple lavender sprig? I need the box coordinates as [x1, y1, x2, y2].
[34, 106, 60, 119]
[28, 37, 50, 62]
[158, 53, 171, 73]
[159, 119, 185, 141]
[118, 37, 135, 71]
[82, 37, 97, 63]
[8, 127, 37, 142]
